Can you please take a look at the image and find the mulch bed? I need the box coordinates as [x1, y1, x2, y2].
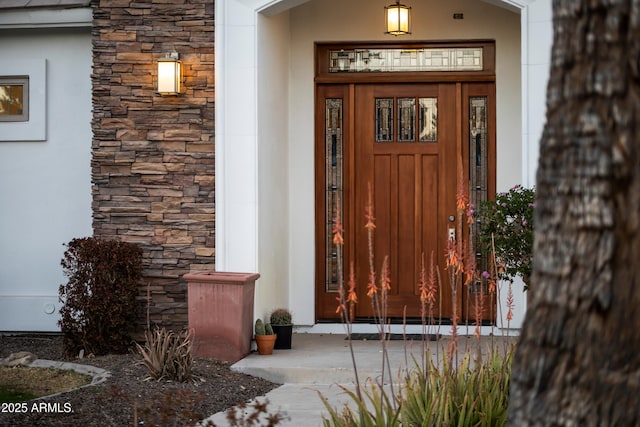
[0, 334, 278, 427]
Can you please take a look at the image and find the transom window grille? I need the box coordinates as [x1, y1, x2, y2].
[329, 47, 483, 73]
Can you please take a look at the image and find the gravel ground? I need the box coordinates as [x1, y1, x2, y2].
[0, 334, 278, 427]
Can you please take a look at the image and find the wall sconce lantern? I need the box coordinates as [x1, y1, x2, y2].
[385, 0, 411, 35]
[157, 52, 181, 95]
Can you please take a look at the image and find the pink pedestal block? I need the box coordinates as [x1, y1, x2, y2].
[185, 271, 259, 363]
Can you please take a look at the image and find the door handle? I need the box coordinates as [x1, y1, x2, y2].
[448, 227, 456, 241]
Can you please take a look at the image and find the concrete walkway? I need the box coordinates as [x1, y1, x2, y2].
[203, 333, 517, 426]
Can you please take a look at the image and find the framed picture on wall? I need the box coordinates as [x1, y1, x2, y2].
[0, 76, 29, 122]
[0, 59, 46, 141]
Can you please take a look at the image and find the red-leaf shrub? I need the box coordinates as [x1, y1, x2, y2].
[59, 237, 142, 356]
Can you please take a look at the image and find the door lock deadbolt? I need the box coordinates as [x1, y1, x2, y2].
[448, 215, 455, 222]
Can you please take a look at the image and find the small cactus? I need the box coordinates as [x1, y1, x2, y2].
[270, 308, 293, 325]
[255, 319, 266, 335]
[255, 318, 274, 335]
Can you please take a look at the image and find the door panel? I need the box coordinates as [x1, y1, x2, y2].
[354, 83, 455, 318]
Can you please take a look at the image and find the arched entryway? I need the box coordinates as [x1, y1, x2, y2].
[215, 0, 548, 329]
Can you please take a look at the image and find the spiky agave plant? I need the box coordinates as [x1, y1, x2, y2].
[135, 327, 194, 382]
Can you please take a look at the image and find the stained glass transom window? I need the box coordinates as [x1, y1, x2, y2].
[325, 98, 343, 293]
[329, 48, 483, 73]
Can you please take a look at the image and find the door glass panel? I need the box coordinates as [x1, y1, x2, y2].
[325, 98, 343, 293]
[469, 96, 488, 294]
[375, 98, 393, 142]
[418, 98, 437, 142]
[397, 98, 415, 142]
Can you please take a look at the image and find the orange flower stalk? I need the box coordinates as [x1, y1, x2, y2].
[427, 252, 437, 306]
[335, 299, 345, 315]
[364, 211, 376, 230]
[456, 178, 468, 212]
[366, 272, 378, 297]
[347, 266, 357, 305]
[487, 276, 496, 294]
[380, 257, 391, 293]
[464, 239, 477, 286]
[365, 183, 376, 231]
[332, 218, 344, 246]
[419, 252, 438, 307]
[445, 238, 463, 275]
[419, 257, 428, 304]
[506, 282, 514, 322]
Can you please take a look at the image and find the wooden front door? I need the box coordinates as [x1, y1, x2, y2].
[315, 82, 495, 322]
[353, 83, 456, 318]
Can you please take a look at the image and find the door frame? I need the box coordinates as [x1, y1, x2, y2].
[314, 41, 496, 322]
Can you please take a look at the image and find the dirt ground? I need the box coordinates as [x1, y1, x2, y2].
[0, 334, 278, 427]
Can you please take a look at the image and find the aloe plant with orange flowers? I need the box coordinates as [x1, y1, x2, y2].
[321, 179, 514, 427]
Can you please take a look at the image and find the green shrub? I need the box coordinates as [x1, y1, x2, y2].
[477, 185, 535, 289]
[58, 237, 142, 357]
[135, 327, 194, 382]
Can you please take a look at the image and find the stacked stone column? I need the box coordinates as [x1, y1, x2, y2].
[91, 0, 214, 329]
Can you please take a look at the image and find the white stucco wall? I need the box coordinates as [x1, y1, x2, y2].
[256, 11, 291, 318]
[0, 27, 93, 331]
[522, 0, 552, 187]
[217, 0, 552, 331]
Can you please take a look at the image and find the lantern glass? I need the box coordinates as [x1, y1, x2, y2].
[385, 2, 411, 35]
[157, 57, 181, 95]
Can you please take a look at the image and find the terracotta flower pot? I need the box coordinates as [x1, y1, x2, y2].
[185, 271, 260, 363]
[255, 334, 277, 355]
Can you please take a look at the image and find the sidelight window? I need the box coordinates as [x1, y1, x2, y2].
[469, 96, 489, 294]
[325, 98, 343, 293]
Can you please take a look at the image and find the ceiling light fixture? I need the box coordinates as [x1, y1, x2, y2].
[385, 0, 411, 35]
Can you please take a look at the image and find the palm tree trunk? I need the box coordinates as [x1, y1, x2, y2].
[508, 0, 640, 424]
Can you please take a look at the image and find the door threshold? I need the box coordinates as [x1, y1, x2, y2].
[295, 323, 519, 337]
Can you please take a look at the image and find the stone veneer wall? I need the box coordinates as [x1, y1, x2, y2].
[91, 0, 214, 329]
